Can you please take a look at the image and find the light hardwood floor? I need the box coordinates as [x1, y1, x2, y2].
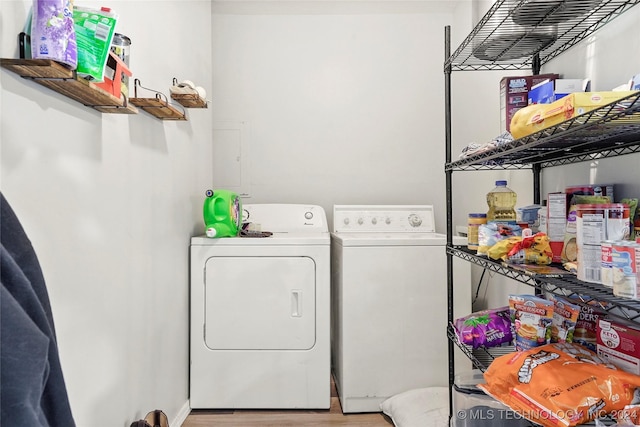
[182, 375, 394, 426]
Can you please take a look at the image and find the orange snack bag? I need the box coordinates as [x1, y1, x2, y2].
[478, 342, 640, 427]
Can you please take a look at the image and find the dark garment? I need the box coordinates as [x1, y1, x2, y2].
[1, 192, 76, 427]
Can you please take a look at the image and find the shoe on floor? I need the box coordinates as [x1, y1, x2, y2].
[144, 410, 169, 427]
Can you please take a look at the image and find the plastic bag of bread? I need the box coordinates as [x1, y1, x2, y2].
[478, 342, 640, 427]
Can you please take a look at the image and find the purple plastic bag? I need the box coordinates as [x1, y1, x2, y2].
[454, 306, 513, 349]
[31, 0, 77, 69]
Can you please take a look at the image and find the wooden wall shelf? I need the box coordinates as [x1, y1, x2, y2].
[0, 58, 138, 114]
[131, 79, 187, 120]
[129, 97, 187, 120]
[170, 92, 207, 108]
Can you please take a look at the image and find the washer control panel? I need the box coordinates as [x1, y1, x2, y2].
[333, 205, 436, 233]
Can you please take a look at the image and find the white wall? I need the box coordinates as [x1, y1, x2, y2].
[211, 0, 460, 233]
[1, 1, 213, 426]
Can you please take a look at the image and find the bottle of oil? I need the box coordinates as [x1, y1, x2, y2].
[486, 180, 517, 221]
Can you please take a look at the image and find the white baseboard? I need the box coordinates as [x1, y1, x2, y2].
[172, 401, 191, 427]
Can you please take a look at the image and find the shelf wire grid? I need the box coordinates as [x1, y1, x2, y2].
[448, 245, 640, 321]
[447, 92, 640, 171]
[446, 0, 640, 72]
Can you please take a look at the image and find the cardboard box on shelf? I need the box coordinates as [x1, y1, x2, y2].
[547, 192, 566, 263]
[597, 317, 640, 375]
[630, 73, 640, 90]
[500, 74, 559, 133]
[554, 79, 590, 99]
[528, 79, 555, 105]
[529, 79, 591, 105]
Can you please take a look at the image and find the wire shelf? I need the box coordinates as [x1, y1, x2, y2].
[446, 0, 640, 72]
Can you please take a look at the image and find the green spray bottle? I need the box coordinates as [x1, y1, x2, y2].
[203, 189, 242, 238]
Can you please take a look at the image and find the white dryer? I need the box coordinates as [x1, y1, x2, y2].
[331, 205, 471, 413]
[190, 204, 331, 409]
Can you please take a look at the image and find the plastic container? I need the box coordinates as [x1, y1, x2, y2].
[203, 189, 242, 238]
[486, 180, 517, 221]
[452, 370, 529, 426]
[516, 204, 541, 229]
[110, 33, 131, 97]
[31, 0, 77, 69]
[467, 213, 487, 250]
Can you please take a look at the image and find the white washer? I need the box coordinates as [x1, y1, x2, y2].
[190, 204, 331, 409]
[331, 205, 471, 413]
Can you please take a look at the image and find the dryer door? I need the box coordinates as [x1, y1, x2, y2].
[204, 256, 316, 350]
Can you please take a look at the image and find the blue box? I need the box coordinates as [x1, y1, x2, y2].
[528, 79, 555, 104]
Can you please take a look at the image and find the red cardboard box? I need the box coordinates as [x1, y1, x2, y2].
[597, 316, 640, 375]
[500, 73, 559, 133]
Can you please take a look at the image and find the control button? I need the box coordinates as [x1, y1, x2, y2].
[343, 217, 350, 225]
[408, 214, 422, 227]
[357, 217, 364, 225]
[305, 211, 313, 220]
[385, 217, 391, 225]
[371, 217, 377, 225]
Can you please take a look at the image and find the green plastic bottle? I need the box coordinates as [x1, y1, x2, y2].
[203, 189, 242, 238]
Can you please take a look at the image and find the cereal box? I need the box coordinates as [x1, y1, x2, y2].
[509, 294, 554, 351]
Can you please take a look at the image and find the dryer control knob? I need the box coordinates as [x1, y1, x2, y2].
[305, 211, 313, 220]
[357, 217, 364, 225]
[385, 217, 391, 225]
[408, 214, 422, 227]
[371, 217, 377, 225]
[343, 218, 350, 225]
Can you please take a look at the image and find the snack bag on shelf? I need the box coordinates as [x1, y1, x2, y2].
[477, 222, 523, 256]
[454, 307, 513, 349]
[567, 297, 611, 352]
[486, 228, 552, 264]
[549, 295, 581, 343]
[509, 294, 554, 351]
[478, 342, 640, 427]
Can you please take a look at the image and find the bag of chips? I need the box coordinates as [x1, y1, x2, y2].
[478, 342, 640, 427]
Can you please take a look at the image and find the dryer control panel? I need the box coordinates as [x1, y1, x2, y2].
[333, 205, 435, 233]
